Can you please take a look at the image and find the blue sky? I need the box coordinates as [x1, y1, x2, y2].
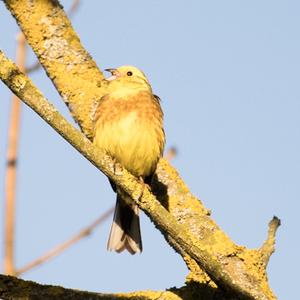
[1, 1, 299, 299]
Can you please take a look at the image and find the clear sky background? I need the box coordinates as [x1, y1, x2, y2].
[0, 1, 299, 299]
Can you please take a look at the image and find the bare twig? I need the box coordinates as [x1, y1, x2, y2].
[16, 207, 114, 276]
[68, 0, 81, 17]
[15, 145, 175, 275]
[3, 32, 26, 276]
[260, 216, 281, 265]
[3, 0, 84, 277]
[164, 146, 177, 162]
[25, 0, 81, 74]
[25, 61, 40, 74]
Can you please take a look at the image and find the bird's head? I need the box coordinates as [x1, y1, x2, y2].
[105, 65, 151, 91]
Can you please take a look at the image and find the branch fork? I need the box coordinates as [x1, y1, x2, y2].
[0, 1, 281, 299]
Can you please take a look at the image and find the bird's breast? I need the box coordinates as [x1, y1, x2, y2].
[93, 97, 164, 177]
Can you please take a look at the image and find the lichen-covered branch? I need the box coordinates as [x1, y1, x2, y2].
[0, 0, 280, 299]
[0, 49, 278, 300]
[0, 274, 112, 300]
[0, 274, 183, 300]
[0, 273, 271, 300]
[2, 0, 105, 139]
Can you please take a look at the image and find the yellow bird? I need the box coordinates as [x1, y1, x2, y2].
[93, 66, 165, 254]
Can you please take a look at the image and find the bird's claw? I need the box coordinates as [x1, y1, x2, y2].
[112, 159, 123, 176]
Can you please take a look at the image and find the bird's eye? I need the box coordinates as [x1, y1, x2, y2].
[127, 71, 133, 76]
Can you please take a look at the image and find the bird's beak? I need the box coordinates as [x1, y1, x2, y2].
[105, 68, 120, 81]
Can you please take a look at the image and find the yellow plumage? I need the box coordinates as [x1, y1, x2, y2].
[93, 66, 165, 254]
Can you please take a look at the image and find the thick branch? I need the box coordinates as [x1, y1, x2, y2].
[0, 274, 181, 300]
[0, 274, 112, 300]
[0, 274, 228, 300]
[0, 274, 258, 300]
[0, 49, 275, 300]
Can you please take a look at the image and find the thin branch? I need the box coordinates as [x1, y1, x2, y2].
[15, 207, 114, 276]
[3, 1, 81, 274]
[68, 0, 80, 17]
[3, 32, 26, 276]
[260, 216, 281, 265]
[164, 146, 177, 162]
[14, 149, 175, 275]
[24, 60, 40, 74]
[0, 50, 274, 300]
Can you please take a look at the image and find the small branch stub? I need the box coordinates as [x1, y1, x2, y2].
[260, 216, 281, 266]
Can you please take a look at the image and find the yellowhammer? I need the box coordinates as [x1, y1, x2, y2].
[93, 66, 165, 254]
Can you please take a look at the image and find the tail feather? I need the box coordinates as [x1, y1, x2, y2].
[107, 195, 142, 254]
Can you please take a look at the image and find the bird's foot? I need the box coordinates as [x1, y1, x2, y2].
[137, 176, 146, 200]
[112, 158, 123, 176]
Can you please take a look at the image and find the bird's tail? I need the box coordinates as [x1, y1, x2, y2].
[107, 194, 142, 254]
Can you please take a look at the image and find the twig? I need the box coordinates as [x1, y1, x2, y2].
[25, 0, 81, 74]
[68, 0, 81, 17]
[13, 148, 173, 274]
[260, 216, 281, 265]
[15, 207, 114, 276]
[25, 61, 40, 74]
[164, 146, 177, 162]
[3, 0, 82, 276]
[14, 145, 176, 275]
[3, 32, 26, 275]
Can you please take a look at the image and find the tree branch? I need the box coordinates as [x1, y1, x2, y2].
[0, 48, 276, 300]
[0, 0, 280, 299]
[0, 274, 175, 300]
[0, 274, 225, 300]
[2, 0, 105, 139]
